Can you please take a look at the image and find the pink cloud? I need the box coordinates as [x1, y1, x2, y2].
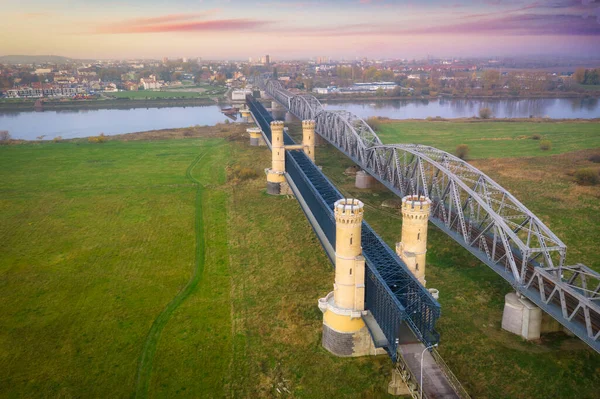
[97, 19, 271, 34]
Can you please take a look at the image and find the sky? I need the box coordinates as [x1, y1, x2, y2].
[0, 0, 599, 60]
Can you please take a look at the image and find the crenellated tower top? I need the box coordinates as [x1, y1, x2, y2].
[302, 120, 316, 128]
[401, 195, 431, 219]
[334, 198, 364, 225]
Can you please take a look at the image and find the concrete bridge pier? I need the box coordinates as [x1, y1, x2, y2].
[355, 170, 377, 189]
[502, 292, 564, 341]
[318, 199, 385, 357]
[247, 127, 264, 146]
[240, 108, 251, 122]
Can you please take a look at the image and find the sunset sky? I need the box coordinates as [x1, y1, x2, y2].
[1, 0, 599, 60]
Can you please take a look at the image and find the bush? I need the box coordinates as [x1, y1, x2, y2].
[479, 107, 492, 119]
[455, 144, 470, 160]
[53, 136, 63, 142]
[366, 117, 382, 132]
[531, 133, 542, 140]
[0, 130, 10, 142]
[588, 154, 600, 163]
[574, 168, 599, 186]
[88, 133, 107, 143]
[539, 140, 552, 151]
[229, 165, 259, 182]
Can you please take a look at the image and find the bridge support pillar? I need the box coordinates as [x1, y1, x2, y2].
[302, 120, 316, 162]
[502, 293, 565, 340]
[502, 293, 542, 340]
[388, 368, 411, 396]
[355, 170, 376, 189]
[247, 127, 263, 146]
[266, 121, 289, 195]
[396, 195, 431, 286]
[318, 199, 384, 357]
[240, 109, 251, 122]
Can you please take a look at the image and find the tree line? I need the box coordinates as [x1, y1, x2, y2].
[574, 68, 600, 85]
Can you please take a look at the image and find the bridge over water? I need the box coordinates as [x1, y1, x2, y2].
[254, 78, 600, 356]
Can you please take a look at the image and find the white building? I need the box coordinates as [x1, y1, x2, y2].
[140, 76, 160, 90]
[231, 89, 253, 101]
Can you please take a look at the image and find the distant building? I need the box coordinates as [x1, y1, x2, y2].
[104, 83, 118, 92]
[231, 89, 253, 101]
[140, 75, 160, 90]
[34, 68, 52, 75]
[123, 81, 139, 91]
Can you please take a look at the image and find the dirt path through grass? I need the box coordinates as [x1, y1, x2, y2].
[134, 151, 210, 398]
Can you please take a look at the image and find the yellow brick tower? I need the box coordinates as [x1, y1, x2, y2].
[302, 120, 316, 162]
[318, 199, 381, 357]
[396, 195, 431, 286]
[266, 121, 286, 195]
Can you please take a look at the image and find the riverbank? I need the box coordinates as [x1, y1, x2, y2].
[0, 97, 222, 112]
[318, 91, 600, 103]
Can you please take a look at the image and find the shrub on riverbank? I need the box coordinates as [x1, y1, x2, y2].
[540, 140, 552, 151]
[88, 133, 107, 143]
[456, 144, 470, 160]
[574, 168, 599, 185]
[366, 117, 382, 132]
[479, 107, 492, 119]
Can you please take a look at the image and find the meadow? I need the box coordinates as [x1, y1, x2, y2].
[377, 119, 600, 159]
[0, 128, 390, 398]
[0, 119, 599, 398]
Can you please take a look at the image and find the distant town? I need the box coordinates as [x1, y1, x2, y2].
[0, 55, 599, 104]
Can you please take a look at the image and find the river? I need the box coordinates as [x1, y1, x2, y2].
[1, 97, 598, 140]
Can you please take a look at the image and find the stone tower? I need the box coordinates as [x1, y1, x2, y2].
[266, 121, 286, 195]
[396, 195, 431, 286]
[302, 120, 316, 162]
[318, 199, 380, 357]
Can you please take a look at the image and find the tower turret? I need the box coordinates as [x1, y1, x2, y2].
[318, 199, 383, 357]
[302, 120, 316, 162]
[396, 195, 431, 286]
[266, 121, 286, 195]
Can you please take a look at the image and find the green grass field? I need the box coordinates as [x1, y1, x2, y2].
[377, 120, 600, 158]
[1, 119, 599, 398]
[0, 133, 390, 398]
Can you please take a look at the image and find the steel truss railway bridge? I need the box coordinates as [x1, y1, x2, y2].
[247, 78, 600, 361]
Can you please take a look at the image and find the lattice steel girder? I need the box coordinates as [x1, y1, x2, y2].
[524, 265, 600, 346]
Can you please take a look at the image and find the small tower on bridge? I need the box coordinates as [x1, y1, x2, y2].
[318, 199, 382, 357]
[396, 195, 431, 286]
[247, 127, 264, 147]
[266, 121, 286, 195]
[240, 108, 251, 122]
[302, 120, 316, 162]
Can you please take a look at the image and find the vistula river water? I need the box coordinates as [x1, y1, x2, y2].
[1, 97, 598, 140]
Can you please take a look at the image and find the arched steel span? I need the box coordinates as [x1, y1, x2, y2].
[261, 79, 600, 351]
